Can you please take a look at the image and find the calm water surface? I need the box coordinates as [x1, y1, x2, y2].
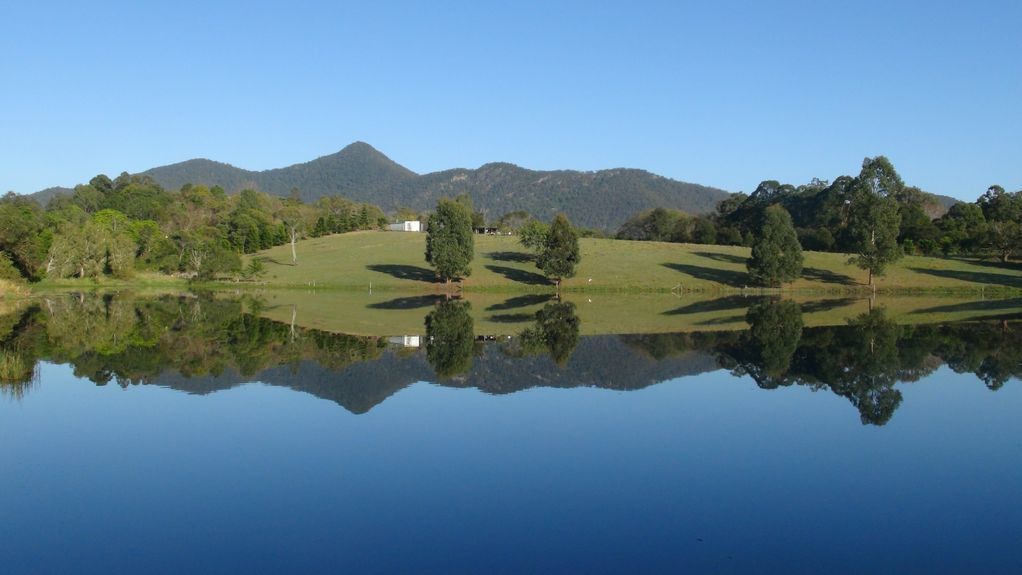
[1, 295, 1020, 573]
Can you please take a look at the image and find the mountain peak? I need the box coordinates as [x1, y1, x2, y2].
[306, 142, 417, 180]
[339, 141, 380, 155]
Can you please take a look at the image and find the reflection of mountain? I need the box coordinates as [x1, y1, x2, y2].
[149, 356, 423, 414]
[146, 336, 720, 414]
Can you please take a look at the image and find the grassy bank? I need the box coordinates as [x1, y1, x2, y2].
[30, 272, 189, 292]
[247, 231, 1022, 294]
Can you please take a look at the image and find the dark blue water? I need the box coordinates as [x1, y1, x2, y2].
[2, 361, 1021, 574]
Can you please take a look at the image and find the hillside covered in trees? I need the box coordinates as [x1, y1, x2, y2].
[30, 142, 729, 231]
[1, 171, 388, 282]
[616, 156, 1021, 264]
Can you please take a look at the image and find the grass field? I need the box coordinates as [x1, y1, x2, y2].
[17, 231, 1022, 337]
[248, 231, 1022, 294]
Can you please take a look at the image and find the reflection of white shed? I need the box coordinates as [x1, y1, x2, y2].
[388, 220, 421, 232]
[387, 336, 421, 348]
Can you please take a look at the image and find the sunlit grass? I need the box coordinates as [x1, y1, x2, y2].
[247, 231, 1022, 294]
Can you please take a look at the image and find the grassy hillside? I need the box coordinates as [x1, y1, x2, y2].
[250, 231, 1022, 294]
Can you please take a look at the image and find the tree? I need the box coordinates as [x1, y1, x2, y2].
[937, 202, 986, 255]
[615, 208, 693, 242]
[92, 209, 131, 236]
[171, 226, 239, 280]
[241, 258, 267, 281]
[395, 207, 420, 222]
[518, 220, 549, 251]
[537, 214, 580, 287]
[46, 221, 134, 279]
[747, 205, 803, 287]
[692, 217, 717, 244]
[0, 193, 49, 280]
[986, 220, 1022, 263]
[276, 205, 307, 265]
[896, 186, 940, 253]
[424, 299, 475, 378]
[847, 157, 903, 286]
[424, 199, 474, 282]
[978, 185, 1022, 262]
[496, 210, 532, 233]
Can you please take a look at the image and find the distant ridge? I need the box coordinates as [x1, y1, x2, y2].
[30, 186, 74, 206]
[30, 142, 731, 230]
[30, 143, 962, 230]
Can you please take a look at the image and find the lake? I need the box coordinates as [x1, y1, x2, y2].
[1, 293, 1021, 573]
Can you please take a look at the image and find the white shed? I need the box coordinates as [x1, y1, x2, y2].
[387, 220, 422, 232]
[387, 336, 421, 348]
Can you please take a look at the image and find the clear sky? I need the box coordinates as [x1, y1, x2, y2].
[2, 0, 1019, 200]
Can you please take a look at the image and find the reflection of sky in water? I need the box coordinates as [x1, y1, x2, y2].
[2, 363, 1020, 574]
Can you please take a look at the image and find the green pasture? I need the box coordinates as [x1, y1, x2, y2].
[248, 231, 1022, 294]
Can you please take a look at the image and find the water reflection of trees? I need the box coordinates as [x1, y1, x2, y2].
[625, 301, 1022, 425]
[512, 302, 581, 366]
[0, 293, 389, 390]
[2, 294, 1021, 426]
[424, 299, 476, 379]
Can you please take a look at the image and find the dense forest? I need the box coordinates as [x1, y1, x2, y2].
[1, 171, 388, 282]
[30, 142, 730, 231]
[616, 156, 1022, 263]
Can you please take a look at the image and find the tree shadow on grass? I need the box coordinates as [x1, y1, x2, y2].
[366, 264, 436, 283]
[485, 265, 552, 286]
[693, 251, 748, 265]
[944, 257, 1022, 272]
[368, 295, 446, 310]
[663, 295, 767, 316]
[488, 251, 535, 263]
[488, 313, 536, 323]
[802, 267, 858, 286]
[661, 263, 749, 287]
[799, 297, 859, 314]
[486, 294, 555, 311]
[264, 257, 295, 267]
[697, 314, 747, 326]
[910, 297, 1022, 315]
[908, 268, 1022, 289]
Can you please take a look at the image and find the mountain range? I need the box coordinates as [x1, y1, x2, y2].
[32, 142, 731, 230]
[28, 142, 960, 230]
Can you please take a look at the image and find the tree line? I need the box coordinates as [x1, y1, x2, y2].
[0, 173, 389, 282]
[616, 156, 1022, 264]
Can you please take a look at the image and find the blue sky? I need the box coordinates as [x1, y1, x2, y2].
[2, 0, 1019, 200]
